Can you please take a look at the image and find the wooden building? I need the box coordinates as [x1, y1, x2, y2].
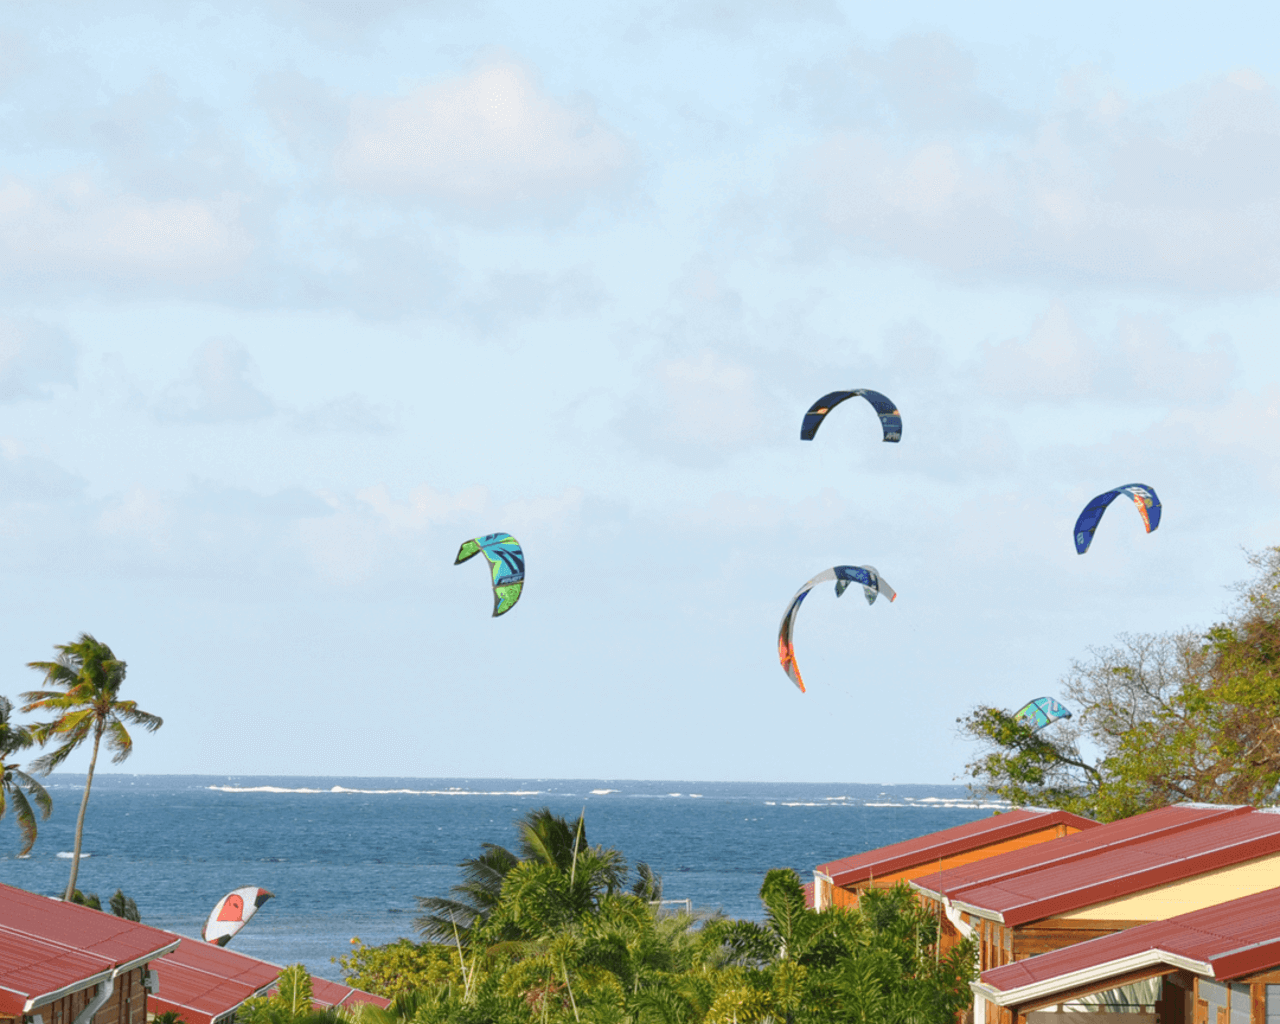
[911, 804, 1280, 979]
[0, 883, 179, 1024]
[812, 808, 1097, 910]
[972, 884, 1280, 1023]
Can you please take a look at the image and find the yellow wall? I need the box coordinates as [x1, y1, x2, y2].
[1057, 850, 1280, 921]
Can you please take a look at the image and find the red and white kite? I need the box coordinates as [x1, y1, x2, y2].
[202, 886, 274, 946]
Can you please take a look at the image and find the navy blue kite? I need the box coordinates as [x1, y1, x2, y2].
[800, 389, 901, 443]
[1073, 484, 1161, 555]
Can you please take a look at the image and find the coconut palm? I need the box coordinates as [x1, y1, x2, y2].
[0, 695, 52, 856]
[416, 807, 629, 944]
[21, 634, 162, 900]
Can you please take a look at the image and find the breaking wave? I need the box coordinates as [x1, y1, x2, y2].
[208, 785, 543, 796]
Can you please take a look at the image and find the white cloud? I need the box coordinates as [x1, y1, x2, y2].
[797, 64, 1280, 292]
[337, 60, 630, 206]
[97, 486, 172, 548]
[0, 317, 75, 400]
[294, 394, 396, 434]
[156, 338, 276, 423]
[972, 303, 1235, 406]
[619, 350, 779, 465]
[0, 174, 254, 286]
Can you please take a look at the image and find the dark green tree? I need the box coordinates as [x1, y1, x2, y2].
[962, 547, 1280, 821]
[0, 695, 52, 856]
[22, 634, 163, 899]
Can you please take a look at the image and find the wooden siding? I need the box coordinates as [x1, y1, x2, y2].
[35, 968, 148, 1024]
[1013, 918, 1149, 961]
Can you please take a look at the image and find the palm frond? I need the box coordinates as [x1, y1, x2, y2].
[106, 719, 135, 763]
[3, 783, 38, 856]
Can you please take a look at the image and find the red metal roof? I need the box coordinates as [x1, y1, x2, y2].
[815, 808, 1097, 887]
[148, 940, 282, 1024]
[978, 884, 1280, 1007]
[911, 804, 1259, 921]
[0, 928, 111, 1016]
[944, 807, 1280, 926]
[0, 884, 179, 1012]
[148, 937, 389, 1024]
[309, 976, 390, 1009]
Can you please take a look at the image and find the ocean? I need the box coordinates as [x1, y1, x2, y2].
[0, 775, 1005, 980]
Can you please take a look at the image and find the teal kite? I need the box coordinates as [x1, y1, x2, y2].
[1013, 697, 1071, 732]
[455, 533, 525, 616]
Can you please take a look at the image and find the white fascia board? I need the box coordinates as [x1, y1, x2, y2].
[949, 898, 1004, 924]
[23, 971, 114, 1012]
[907, 880, 944, 900]
[814, 871, 834, 884]
[113, 939, 181, 978]
[970, 949, 1212, 1007]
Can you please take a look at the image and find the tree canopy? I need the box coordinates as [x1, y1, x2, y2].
[961, 546, 1280, 821]
[349, 809, 975, 1024]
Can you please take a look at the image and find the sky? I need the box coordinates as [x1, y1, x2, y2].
[2, 0, 1279, 783]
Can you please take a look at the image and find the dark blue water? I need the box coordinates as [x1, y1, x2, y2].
[0, 776, 1003, 979]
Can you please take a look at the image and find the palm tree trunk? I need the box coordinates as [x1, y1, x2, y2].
[63, 728, 101, 901]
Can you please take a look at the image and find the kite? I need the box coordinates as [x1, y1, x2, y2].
[800, 390, 902, 443]
[455, 532, 525, 616]
[1013, 696, 1072, 732]
[203, 886, 273, 947]
[1073, 484, 1161, 554]
[779, 565, 896, 693]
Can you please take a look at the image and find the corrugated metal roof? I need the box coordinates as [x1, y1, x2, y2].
[943, 807, 1280, 926]
[147, 939, 281, 1024]
[148, 937, 389, 1023]
[978, 884, 1280, 1006]
[911, 803, 1249, 906]
[309, 976, 391, 1009]
[0, 883, 179, 1010]
[815, 808, 1097, 887]
[0, 926, 112, 1008]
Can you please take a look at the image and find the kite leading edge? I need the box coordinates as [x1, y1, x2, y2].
[800, 389, 902, 443]
[1074, 484, 1161, 554]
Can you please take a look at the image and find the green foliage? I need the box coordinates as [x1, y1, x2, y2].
[373, 821, 975, 1024]
[21, 633, 162, 899]
[70, 888, 102, 910]
[110, 888, 140, 921]
[151, 1013, 186, 1024]
[239, 965, 342, 1024]
[67, 886, 140, 919]
[0, 695, 52, 857]
[336, 939, 464, 1000]
[961, 546, 1280, 821]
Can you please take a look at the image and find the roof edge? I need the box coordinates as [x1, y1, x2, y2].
[23, 969, 114, 1012]
[1211, 935, 1280, 980]
[947, 896, 1004, 924]
[974, 948, 1212, 1007]
[116, 938, 181, 977]
[821, 809, 1094, 886]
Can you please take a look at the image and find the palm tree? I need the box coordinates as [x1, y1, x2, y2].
[0, 695, 52, 857]
[415, 807, 629, 944]
[21, 634, 162, 900]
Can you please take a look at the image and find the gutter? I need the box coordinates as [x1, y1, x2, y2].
[23, 971, 113, 1013]
[944, 904, 974, 939]
[70, 977, 113, 1024]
